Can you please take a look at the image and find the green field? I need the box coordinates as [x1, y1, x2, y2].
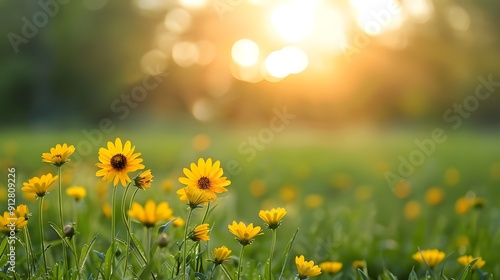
[1, 126, 499, 279]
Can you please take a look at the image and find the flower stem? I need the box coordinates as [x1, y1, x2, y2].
[23, 229, 32, 277]
[220, 264, 234, 280]
[57, 167, 68, 270]
[111, 185, 117, 243]
[201, 201, 211, 224]
[182, 208, 194, 280]
[121, 184, 131, 277]
[39, 196, 47, 275]
[146, 227, 151, 259]
[237, 245, 246, 280]
[268, 229, 277, 280]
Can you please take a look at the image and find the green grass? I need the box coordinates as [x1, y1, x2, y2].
[0, 126, 499, 279]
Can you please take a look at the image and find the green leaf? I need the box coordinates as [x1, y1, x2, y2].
[79, 234, 98, 276]
[93, 250, 105, 261]
[130, 232, 148, 263]
[103, 242, 115, 280]
[0, 237, 9, 257]
[278, 228, 299, 280]
[458, 258, 478, 280]
[408, 267, 418, 280]
[358, 268, 369, 280]
[158, 217, 179, 235]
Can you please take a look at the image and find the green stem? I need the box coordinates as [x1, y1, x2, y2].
[237, 245, 246, 280]
[121, 184, 132, 277]
[268, 229, 277, 280]
[23, 229, 32, 278]
[146, 227, 151, 259]
[200, 201, 211, 224]
[25, 226, 36, 275]
[220, 264, 234, 280]
[57, 167, 68, 270]
[182, 208, 194, 280]
[111, 185, 117, 242]
[39, 196, 47, 275]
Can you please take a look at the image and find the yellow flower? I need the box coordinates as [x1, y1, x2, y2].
[177, 185, 211, 208]
[14, 204, 30, 221]
[295, 255, 321, 279]
[0, 211, 28, 234]
[22, 173, 58, 197]
[305, 194, 324, 209]
[128, 200, 173, 228]
[96, 138, 145, 187]
[404, 200, 421, 220]
[394, 180, 411, 199]
[249, 180, 266, 197]
[173, 217, 185, 227]
[319, 261, 342, 274]
[190, 223, 210, 241]
[102, 203, 112, 218]
[425, 187, 444, 205]
[228, 221, 263, 246]
[259, 207, 287, 230]
[42, 143, 75, 167]
[457, 255, 486, 269]
[134, 169, 153, 189]
[352, 260, 366, 269]
[162, 179, 173, 193]
[455, 195, 486, 215]
[178, 158, 231, 201]
[213, 246, 232, 265]
[66, 186, 87, 201]
[444, 167, 460, 186]
[280, 185, 298, 202]
[412, 249, 445, 268]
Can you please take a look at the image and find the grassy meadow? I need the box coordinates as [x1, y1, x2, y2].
[1, 126, 499, 279]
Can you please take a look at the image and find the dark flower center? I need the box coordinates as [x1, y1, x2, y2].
[197, 177, 211, 189]
[110, 154, 127, 170]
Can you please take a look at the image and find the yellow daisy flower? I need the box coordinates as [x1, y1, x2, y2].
[173, 217, 185, 227]
[457, 255, 486, 268]
[352, 260, 366, 269]
[296, 255, 321, 279]
[412, 249, 445, 268]
[128, 200, 172, 228]
[102, 203, 112, 218]
[96, 138, 145, 187]
[178, 158, 231, 201]
[176, 185, 211, 208]
[14, 204, 30, 221]
[259, 207, 287, 230]
[319, 261, 342, 274]
[134, 169, 153, 190]
[41, 143, 75, 167]
[22, 173, 58, 197]
[66, 186, 87, 201]
[189, 223, 210, 241]
[425, 187, 444, 206]
[228, 221, 263, 246]
[0, 211, 28, 235]
[213, 246, 232, 265]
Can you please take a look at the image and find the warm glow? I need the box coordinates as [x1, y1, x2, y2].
[164, 8, 191, 34]
[232, 39, 260, 67]
[178, 0, 207, 9]
[349, 0, 404, 35]
[271, 0, 318, 43]
[403, 0, 433, 23]
[263, 46, 308, 79]
[172, 41, 199, 67]
[141, 49, 168, 74]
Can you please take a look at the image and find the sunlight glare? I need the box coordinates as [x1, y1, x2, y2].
[271, 0, 318, 43]
[164, 8, 191, 34]
[264, 46, 308, 79]
[232, 39, 260, 67]
[349, 0, 403, 35]
[172, 41, 200, 67]
[403, 0, 433, 23]
[179, 0, 207, 9]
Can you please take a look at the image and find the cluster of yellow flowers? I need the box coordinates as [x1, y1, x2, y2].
[7, 138, 488, 279]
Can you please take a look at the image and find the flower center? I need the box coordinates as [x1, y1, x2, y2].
[110, 154, 127, 170]
[197, 176, 211, 189]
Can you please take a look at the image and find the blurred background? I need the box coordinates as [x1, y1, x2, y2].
[2, 0, 500, 275]
[1, 0, 500, 128]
